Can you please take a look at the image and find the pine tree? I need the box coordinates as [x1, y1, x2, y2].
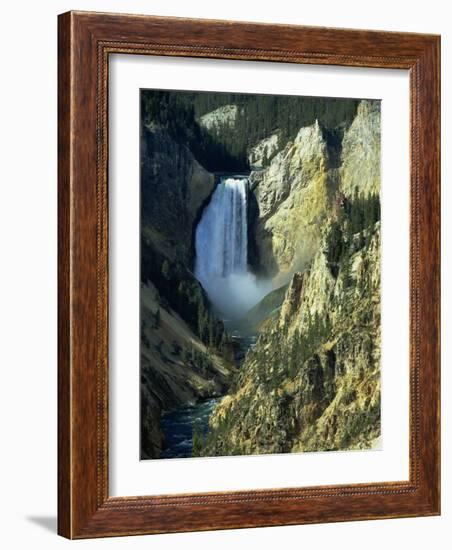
[153, 308, 161, 329]
[161, 259, 171, 280]
[192, 424, 204, 457]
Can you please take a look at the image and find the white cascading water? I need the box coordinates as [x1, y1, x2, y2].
[195, 176, 271, 319]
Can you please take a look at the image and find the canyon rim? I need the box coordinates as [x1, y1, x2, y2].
[139, 89, 381, 460]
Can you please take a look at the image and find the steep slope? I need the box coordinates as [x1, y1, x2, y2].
[340, 100, 381, 198]
[204, 222, 380, 456]
[202, 100, 381, 456]
[140, 123, 236, 458]
[140, 283, 235, 458]
[141, 122, 215, 265]
[234, 284, 288, 335]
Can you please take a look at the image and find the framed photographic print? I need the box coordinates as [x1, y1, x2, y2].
[58, 11, 440, 538]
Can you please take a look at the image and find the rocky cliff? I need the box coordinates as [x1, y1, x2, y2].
[340, 100, 381, 198]
[249, 120, 335, 281]
[141, 122, 215, 265]
[248, 132, 280, 168]
[249, 100, 380, 283]
[202, 100, 381, 456]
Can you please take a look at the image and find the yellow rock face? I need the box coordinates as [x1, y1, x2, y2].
[204, 100, 382, 457]
[252, 120, 332, 280]
[251, 100, 380, 281]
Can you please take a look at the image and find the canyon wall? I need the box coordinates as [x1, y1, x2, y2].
[249, 120, 333, 280]
[203, 100, 382, 456]
[141, 122, 215, 265]
[140, 123, 236, 458]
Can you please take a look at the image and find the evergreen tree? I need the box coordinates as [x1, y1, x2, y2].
[153, 308, 161, 329]
[161, 259, 171, 280]
[192, 424, 204, 457]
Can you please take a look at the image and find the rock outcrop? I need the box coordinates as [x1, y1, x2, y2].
[141, 122, 215, 265]
[250, 120, 333, 280]
[199, 104, 239, 131]
[248, 132, 280, 168]
[340, 100, 381, 198]
[204, 222, 380, 456]
[248, 100, 380, 282]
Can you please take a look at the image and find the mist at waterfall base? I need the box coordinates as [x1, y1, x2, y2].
[194, 177, 271, 320]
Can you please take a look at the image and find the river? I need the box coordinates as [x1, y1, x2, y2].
[160, 397, 220, 459]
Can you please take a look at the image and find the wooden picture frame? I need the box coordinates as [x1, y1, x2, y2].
[58, 10, 440, 539]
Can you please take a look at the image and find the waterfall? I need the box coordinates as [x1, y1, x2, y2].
[195, 176, 271, 319]
[196, 177, 248, 279]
